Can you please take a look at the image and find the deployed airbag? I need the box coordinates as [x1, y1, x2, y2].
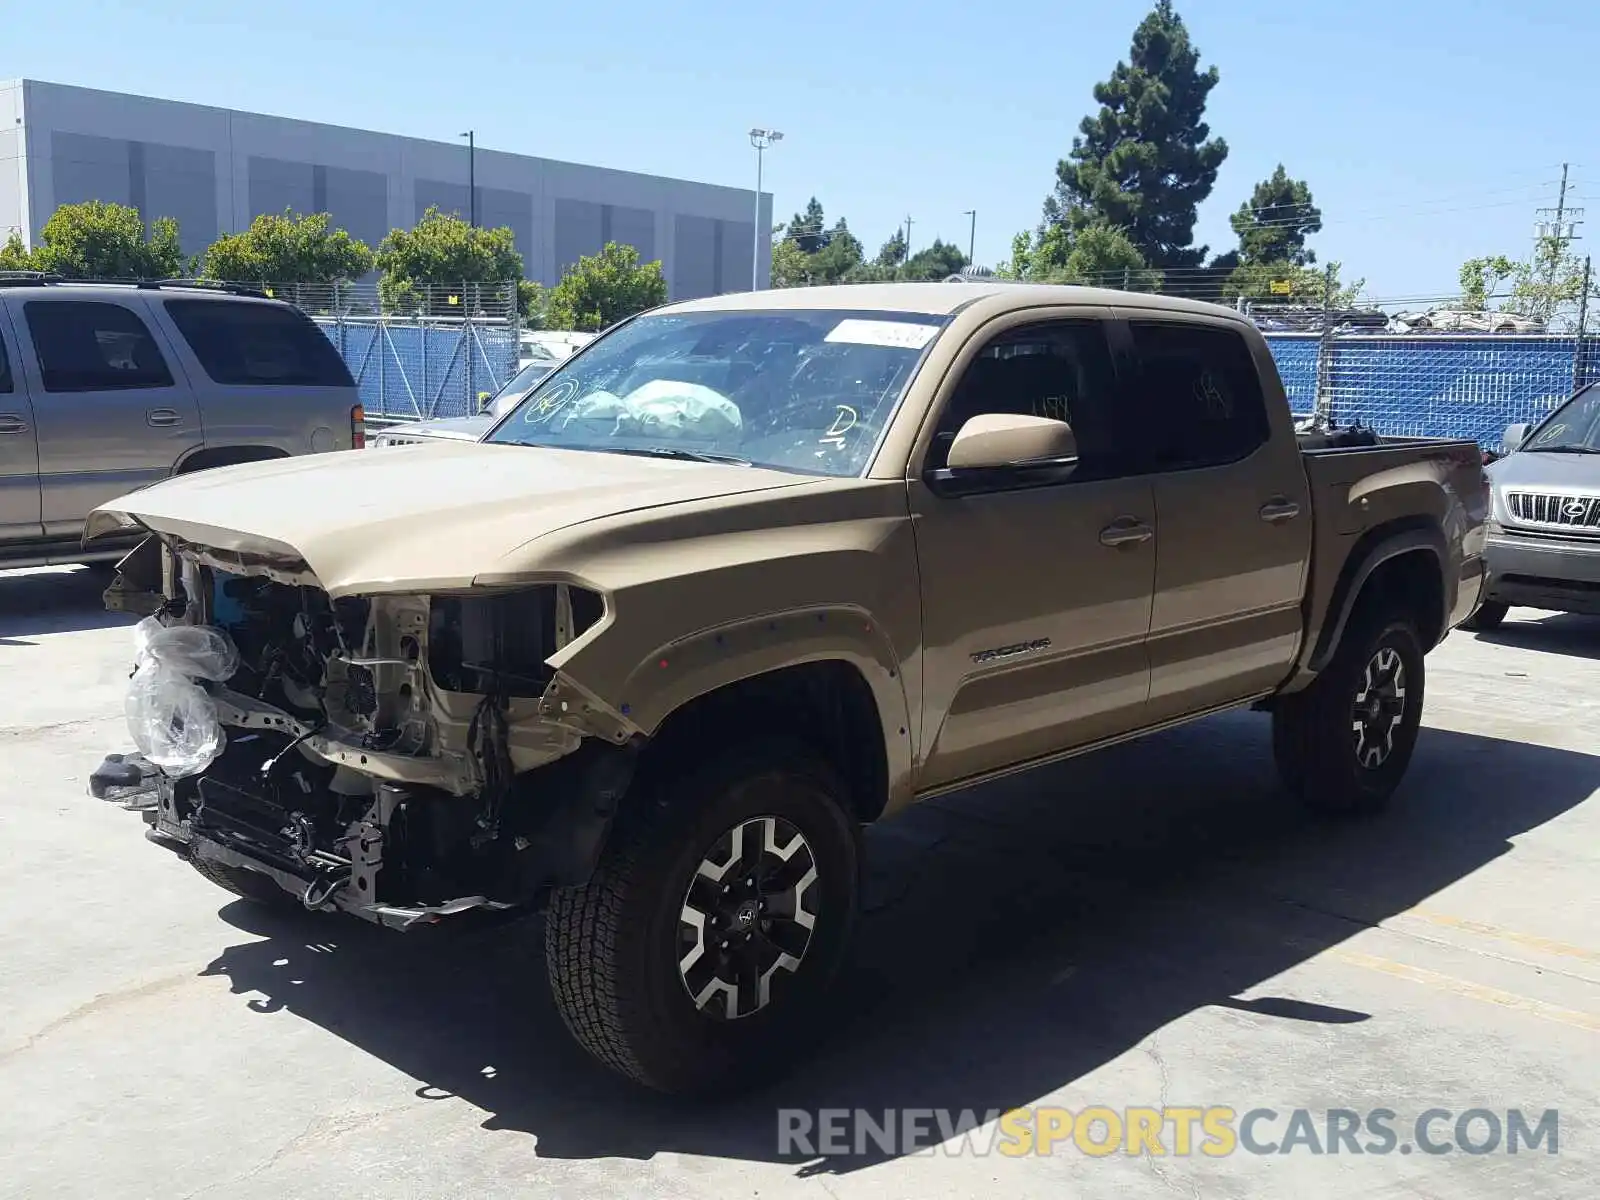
[559, 380, 742, 442]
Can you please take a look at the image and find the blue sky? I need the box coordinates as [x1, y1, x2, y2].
[5, 0, 1593, 303]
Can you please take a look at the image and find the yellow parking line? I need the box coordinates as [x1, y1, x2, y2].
[1403, 906, 1600, 965]
[1333, 948, 1600, 1034]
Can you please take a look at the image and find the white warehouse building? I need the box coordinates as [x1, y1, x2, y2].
[0, 78, 771, 297]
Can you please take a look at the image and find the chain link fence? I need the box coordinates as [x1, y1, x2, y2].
[253, 280, 523, 421]
[1265, 332, 1598, 443]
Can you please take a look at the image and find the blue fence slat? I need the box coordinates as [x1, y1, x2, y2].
[1263, 333, 1593, 443]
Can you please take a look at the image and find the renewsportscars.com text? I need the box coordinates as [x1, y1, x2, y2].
[777, 1106, 1560, 1158]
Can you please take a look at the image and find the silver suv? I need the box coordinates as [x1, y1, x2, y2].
[1469, 382, 1600, 627]
[0, 276, 362, 570]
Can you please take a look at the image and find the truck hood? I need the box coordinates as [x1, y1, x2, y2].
[86, 442, 819, 596]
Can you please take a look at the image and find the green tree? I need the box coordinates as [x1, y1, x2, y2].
[769, 236, 812, 288]
[375, 206, 524, 314]
[1223, 260, 1364, 308]
[998, 223, 1158, 290]
[786, 198, 829, 255]
[0, 233, 33, 271]
[22, 201, 185, 279]
[1457, 255, 1516, 312]
[875, 229, 908, 268]
[1230, 165, 1321, 266]
[1507, 235, 1593, 327]
[517, 279, 548, 327]
[898, 238, 968, 281]
[543, 241, 668, 331]
[1046, 1, 1227, 269]
[804, 219, 865, 283]
[200, 210, 373, 284]
[1454, 243, 1596, 329]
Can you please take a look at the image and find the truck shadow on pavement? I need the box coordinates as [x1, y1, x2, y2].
[201, 708, 1600, 1175]
[1472, 613, 1599, 661]
[0, 567, 133, 642]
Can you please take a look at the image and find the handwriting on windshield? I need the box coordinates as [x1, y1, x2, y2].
[819, 405, 858, 451]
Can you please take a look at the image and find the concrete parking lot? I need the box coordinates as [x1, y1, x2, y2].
[1, 565, 1596, 1200]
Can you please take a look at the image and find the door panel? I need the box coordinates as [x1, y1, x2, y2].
[17, 297, 202, 536]
[911, 476, 1156, 790]
[908, 314, 1155, 793]
[1124, 317, 1314, 720]
[0, 311, 43, 542]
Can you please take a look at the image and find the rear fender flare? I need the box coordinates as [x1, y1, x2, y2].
[1308, 522, 1447, 673]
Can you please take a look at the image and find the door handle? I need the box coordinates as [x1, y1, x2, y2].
[1259, 498, 1301, 523]
[0, 414, 28, 435]
[1099, 518, 1154, 547]
[146, 408, 181, 427]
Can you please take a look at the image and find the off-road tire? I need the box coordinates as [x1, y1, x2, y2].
[544, 740, 860, 1096]
[1273, 609, 1426, 817]
[189, 853, 300, 908]
[1461, 600, 1509, 631]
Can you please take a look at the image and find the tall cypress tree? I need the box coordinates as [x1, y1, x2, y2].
[1046, 1, 1227, 270]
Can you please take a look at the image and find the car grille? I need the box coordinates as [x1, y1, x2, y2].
[1506, 491, 1600, 530]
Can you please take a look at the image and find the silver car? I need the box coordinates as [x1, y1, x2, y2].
[370, 356, 558, 448]
[1468, 382, 1600, 627]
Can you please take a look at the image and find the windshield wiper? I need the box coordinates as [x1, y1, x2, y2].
[602, 445, 753, 466]
[1529, 443, 1600, 454]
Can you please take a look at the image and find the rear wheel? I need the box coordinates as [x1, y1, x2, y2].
[1461, 600, 1509, 631]
[1273, 609, 1426, 816]
[544, 741, 860, 1096]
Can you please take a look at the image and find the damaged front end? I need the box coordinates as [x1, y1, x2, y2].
[107, 536, 642, 930]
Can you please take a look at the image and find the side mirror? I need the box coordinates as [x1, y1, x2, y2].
[946, 413, 1078, 471]
[1501, 423, 1531, 455]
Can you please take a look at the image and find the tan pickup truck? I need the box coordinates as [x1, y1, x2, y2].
[86, 282, 1488, 1096]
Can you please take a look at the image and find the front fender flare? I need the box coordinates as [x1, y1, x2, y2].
[609, 604, 913, 804]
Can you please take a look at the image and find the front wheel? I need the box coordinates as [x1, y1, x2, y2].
[1273, 611, 1426, 816]
[544, 741, 860, 1095]
[189, 852, 302, 909]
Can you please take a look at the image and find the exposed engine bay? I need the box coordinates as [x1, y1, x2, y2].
[112, 537, 639, 929]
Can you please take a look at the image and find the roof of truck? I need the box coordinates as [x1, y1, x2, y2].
[664, 280, 1243, 320]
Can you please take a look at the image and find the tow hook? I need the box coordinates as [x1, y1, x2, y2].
[301, 869, 351, 911]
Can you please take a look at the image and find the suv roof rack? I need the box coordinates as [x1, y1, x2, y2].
[138, 279, 272, 298]
[0, 273, 272, 298]
[0, 271, 66, 287]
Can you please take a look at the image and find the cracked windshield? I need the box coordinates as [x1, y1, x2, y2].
[485, 309, 946, 474]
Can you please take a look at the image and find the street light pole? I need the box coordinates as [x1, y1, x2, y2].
[460, 131, 476, 227]
[749, 128, 782, 290]
[962, 210, 976, 267]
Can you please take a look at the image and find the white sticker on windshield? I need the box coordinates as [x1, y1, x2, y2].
[824, 318, 941, 350]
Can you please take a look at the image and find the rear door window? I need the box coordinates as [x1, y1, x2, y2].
[23, 300, 176, 392]
[162, 299, 354, 387]
[1129, 321, 1271, 470]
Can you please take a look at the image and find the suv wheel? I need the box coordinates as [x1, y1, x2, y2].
[1272, 610, 1426, 816]
[544, 740, 860, 1095]
[1461, 600, 1509, 631]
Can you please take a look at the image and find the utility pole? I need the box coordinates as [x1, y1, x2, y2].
[749, 129, 783, 290]
[904, 215, 914, 257]
[1574, 254, 1592, 393]
[1535, 162, 1584, 324]
[460, 131, 476, 227]
[962, 210, 976, 267]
